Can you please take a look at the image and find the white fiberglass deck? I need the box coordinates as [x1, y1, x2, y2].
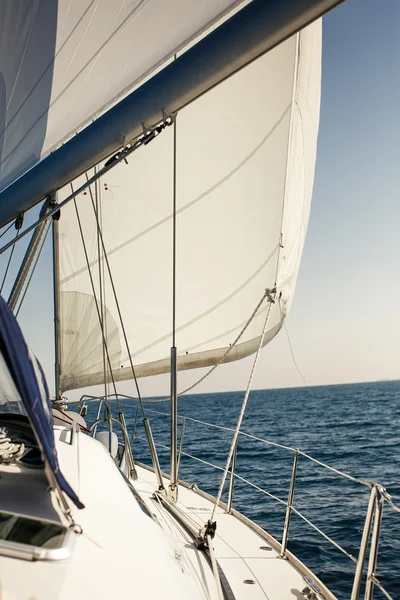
[0, 427, 333, 600]
[135, 463, 333, 600]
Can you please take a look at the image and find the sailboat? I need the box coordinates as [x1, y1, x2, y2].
[0, 1, 396, 599]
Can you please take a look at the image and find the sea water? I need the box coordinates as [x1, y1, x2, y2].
[89, 380, 400, 598]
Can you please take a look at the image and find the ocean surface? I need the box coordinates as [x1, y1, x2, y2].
[88, 380, 400, 599]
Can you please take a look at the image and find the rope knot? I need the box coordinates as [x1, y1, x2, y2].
[265, 287, 277, 304]
[0, 427, 25, 464]
[195, 519, 217, 550]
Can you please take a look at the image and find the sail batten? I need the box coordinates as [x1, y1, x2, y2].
[56, 22, 321, 393]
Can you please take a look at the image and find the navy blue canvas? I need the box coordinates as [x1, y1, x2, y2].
[0, 295, 83, 508]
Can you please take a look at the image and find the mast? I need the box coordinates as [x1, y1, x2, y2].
[52, 198, 62, 403]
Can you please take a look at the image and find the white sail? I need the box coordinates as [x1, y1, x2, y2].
[57, 21, 321, 392]
[0, 0, 246, 192]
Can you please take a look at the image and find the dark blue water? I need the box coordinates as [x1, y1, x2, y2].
[89, 380, 400, 599]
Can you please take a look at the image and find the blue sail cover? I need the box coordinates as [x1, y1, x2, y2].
[0, 295, 83, 508]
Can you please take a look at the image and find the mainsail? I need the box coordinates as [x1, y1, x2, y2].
[57, 22, 321, 392]
[0, 0, 247, 194]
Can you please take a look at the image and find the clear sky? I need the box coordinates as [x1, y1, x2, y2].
[1, 0, 399, 399]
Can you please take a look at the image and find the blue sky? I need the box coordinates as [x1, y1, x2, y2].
[1, 0, 399, 397]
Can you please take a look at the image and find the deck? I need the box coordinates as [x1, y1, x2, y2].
[135, 462, 333, 600]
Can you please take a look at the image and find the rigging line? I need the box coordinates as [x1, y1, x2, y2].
[142, 288, 271, 403]
[0, 222, 15, 241]
[387, 499, 400, 514]
[181, 298, 273, 354]
[60, 104, 290, 286]
[122, 244, 279, 362]
[369, 577, 394, 600]
[84, 173, 146, 416]
[0, 119, 171, 257]
[15, 221, 52, 317]
[71, 185, 121, 413]
[0, 227, 20, 295]
[297, 450, 370, 487]
[210, 288, 276, 521]
[94, 168, 108, 405]
[281, 313, 306, 384]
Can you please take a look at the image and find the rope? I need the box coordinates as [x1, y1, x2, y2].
[211, 288, 276, 520]
[0, 227, 19, 294]
[15, 221, 52, 317]
[386, 497, 400, 514]
[0, 119, 172, 258]
[0, 222, 15, 240]
[282, 317, 306, 384]
[84, 172, 146, 416]
[143, 288, 272, 403]
[71, 192, 120, 410]
[0, 428, 25, 463]
[297, 450, 370, 487]
[234, 472, 288, 507]
[369, 576, 394, 600]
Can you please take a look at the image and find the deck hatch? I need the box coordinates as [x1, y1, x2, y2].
[0, 509, 75, 561]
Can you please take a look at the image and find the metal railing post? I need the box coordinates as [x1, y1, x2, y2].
[227, 441, 238, 513]
[143, 418, 165, 491]
[129, 405, 140, 449]
[350, 485, 377, 600]
[168, 346, 178, 501]
[177, 417, 186, 480]
[365, 486, 384, 600]
[280, 449, 299, 557]
[92, 397, 104, 437]
[119, 411, 137, 480]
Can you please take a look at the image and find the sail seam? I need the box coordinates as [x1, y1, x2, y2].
[59, 104, 290, 285]
[118, 244, 280, 363]
[0, 0, 150, 168]
[139, 289, 274, 402]
[1, 1, 248, 182]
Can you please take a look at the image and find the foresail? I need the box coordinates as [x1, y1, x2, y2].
[0, 0, 246, 193]
[57, 22, 321, 392]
